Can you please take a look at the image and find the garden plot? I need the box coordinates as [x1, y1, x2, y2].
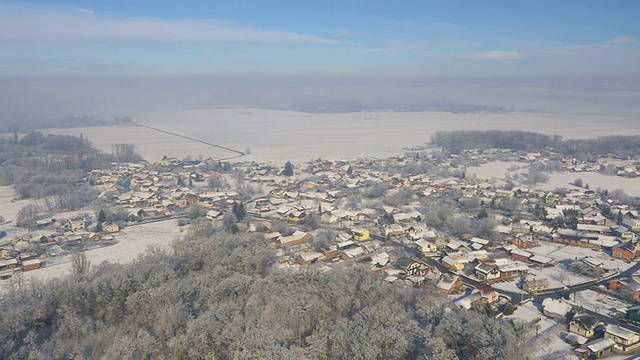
[527, 242, 634, 273]
[568, 289, 633, 316]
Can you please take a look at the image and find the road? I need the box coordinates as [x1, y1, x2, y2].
[375, 233, 640, 307]
[373, 234, 529, 302]
[131, 121, 246, 160]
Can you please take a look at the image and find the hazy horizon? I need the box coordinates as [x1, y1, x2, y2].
[1, 1, 639, 123]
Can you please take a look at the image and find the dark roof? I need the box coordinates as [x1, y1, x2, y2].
[394, 257, 415, 270]
[572, 314, 602, 330]
[613, 241, 636, 252]
[475, 263, 497, 273]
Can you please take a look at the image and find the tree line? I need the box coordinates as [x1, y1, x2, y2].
[0, 115, 126, 135]
[0, 228, 530, 359]
[431, 130, 640, 158]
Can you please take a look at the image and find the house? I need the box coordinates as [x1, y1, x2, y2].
[582, 257, 605, 270]
[264, 232, 282, 243]
[609, 279, 640, 300]
[384, 224, 405, 237]
[529, 254, 554, 266]
[370, 252, 390, 267]
[475, 263, 501, 281]
[351, 228, 370, 241]
[0, 258, 18, 272]
[441, 256, 464, 272]
[552, 229, 600, 249]
[510, 248, 533, 263]
[340, 246, 366, 260]
[522, 277, 550, 294]
[317, 245, 339, 261]
[296, 251, 323, 265]
[138, 207, 170, 218]
[577, 338, 615, 359]
[612, 241, 637, 260]
[21, 259, 42, 271]
[0, 246, 12, 258]
[453, 291, 483, 310]
[275, 231, 313, 248]
[392, 211, 421, 224]
[468, 237, 489, 250]
[101, 222, 120, 233]
[497, 263, 530, 279]
[541, 298, 572, 318]
[475, 285, 500, 304]
[621, 218, 640, 232]
[436, 274, 464, 294]
[569, 314, 605, 339]
[414, 239, 437, 254]
[394, 257, 423, 277]
[287, 210, 306, 223]
[35, 218, 55, 227]
[604, 324, 640, 352]
[335, 232, 353, 242]
[67, 218, 86, 231]
[510, 234, 538, 248]
[577, 224, 612, 234]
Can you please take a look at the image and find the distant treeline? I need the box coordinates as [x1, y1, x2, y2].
[431, 130, 640, 157]
[0, 115, 130, 134]
[0, 227, 529, 359]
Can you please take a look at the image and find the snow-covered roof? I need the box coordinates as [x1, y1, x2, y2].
[297, 251, 323, 262]
[565, 332, 588, 345]
[541, 298, 572, 316]
[584, 338, 616, 353]
[605, 324, 638, 341]
[530, 255, 553, 264]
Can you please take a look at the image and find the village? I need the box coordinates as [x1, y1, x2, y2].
[0, 146, 639, 359]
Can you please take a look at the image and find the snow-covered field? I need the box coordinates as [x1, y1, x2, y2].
[527, 242, 634, 273]
[0, 219, 181, 292]
[466, 161, 529, 183]
[45, 108, 640, 163]
[0, 185, 34, 224]
[570, 289, 632, 316]
[541, 171, 640, 197]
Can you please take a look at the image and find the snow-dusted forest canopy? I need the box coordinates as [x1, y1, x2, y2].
[0, 225, 528, 359]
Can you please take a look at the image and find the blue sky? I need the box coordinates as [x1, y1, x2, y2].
[1, 1, 639, 117]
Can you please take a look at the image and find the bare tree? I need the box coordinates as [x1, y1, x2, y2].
[112, 144, 142, 163]
[16, 203, 39, 229]
[71, 251, 91, 276]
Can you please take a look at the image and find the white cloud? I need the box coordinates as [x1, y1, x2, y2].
[0, 6, 341, 45]
[455, 50, 523, 60]
[359, 41, 430, 55]
[75, 8, 97, 15]
[609, 37, 636, 44]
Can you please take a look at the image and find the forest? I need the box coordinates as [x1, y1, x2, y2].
[431, 130, 640, 158]
[0, 224, 530, 360]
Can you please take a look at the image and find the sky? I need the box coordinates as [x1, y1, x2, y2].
[1, 1, 639, 121]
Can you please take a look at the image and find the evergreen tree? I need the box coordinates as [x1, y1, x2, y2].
[617, 210, 624, 224]
[232, 201, 246, 221]
[283, 161, 294, 177]
[346, 166, 353, 176]
[97, 209, 106, 231]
